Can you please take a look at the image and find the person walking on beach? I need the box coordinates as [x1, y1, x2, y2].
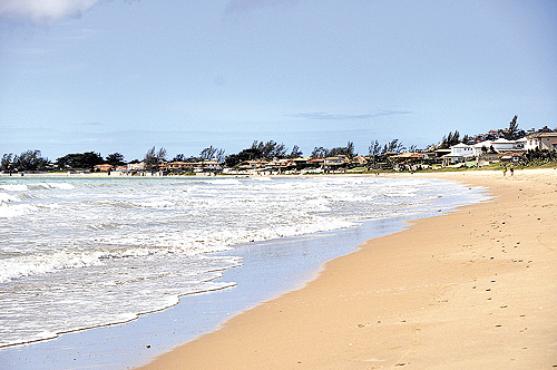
[510, 167, 514, 176]
[503, 167, 508, 176]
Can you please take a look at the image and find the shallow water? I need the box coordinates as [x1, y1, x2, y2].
[0, 176, 487, 349]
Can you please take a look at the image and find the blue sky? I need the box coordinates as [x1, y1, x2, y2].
[1, 0, 556, 160]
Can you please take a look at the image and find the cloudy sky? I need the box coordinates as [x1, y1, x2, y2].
[1, 0, 556, 160]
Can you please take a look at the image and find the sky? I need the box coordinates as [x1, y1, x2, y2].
[1, 0, 556, 160]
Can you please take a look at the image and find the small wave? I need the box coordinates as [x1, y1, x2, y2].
[0, 244, 228, 283]
[0, 183, 75, 192]
[29, 183, 75, 190]
[0, 249, 124, 283]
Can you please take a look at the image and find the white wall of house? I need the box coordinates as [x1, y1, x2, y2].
[526, 136, 557, 151]
[450, 144, 474, 157]
[127, 162, 146, 171]
[526, 138, 537, 150]
[472, 141, 491, 156]
[491, 139, 517, 152]
[472, 138, 527, 154]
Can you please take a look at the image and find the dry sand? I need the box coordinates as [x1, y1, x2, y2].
[140, 169, 557, 369]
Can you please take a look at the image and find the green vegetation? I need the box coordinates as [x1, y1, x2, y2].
[106, 153, 126, 166]
[56, 152, 104, 169]
[1, 150, 49, 172]
[1, 115, 556, 175]
[311, 141, 355, 158]
[224, 140, 292, 167]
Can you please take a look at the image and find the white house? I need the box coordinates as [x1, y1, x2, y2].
[472, 141, 492, 156]
[127, 162, 146, 172]
[324, 155, 350, 167]
[472, 138, 526, 155]
[515, 137, 527, 149]
[442, 143, 475, 165]
[490, 138, 519, 152]
[526, 132, 557, 151]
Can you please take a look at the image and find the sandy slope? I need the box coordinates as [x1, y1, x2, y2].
[140, 169, 557, 369]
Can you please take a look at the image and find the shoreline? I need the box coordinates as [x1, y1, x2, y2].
[0, 176, 485, 370]
[0, 210, 448, 370]
[139, 169, 557, 369]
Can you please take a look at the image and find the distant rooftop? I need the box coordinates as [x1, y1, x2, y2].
[528, 132, 557, 138]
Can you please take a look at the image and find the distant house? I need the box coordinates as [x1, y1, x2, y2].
[127, 162, 146, 175]
[389, 152, 426, 163]
[526, 132, 557, 151]
[434, 148, 451, 158]
[196, 160, 222, 174]
[490, 138, 520, 152]
[442, 143, 475, 166]
[472, 141, 492, 156]
[472, 138, 526, 156]
[350, 155, 369, 166]
[163, 161, 193, 171]
[262, 158, 296, 174]
[112, 165, 128, 175]
[388, 152, 428, 170]
[93, 164, 113, 172]
[236, 159, 270, 174]
[499, 152, 525, 164]
[324, 155, 350, 167]
[159, 161, 221, 174]
[307, 158, 325, 167]
[292, 157, 310, 170]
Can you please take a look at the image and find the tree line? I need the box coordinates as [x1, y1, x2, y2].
[436, 116, 526, 149]
[0, 150, 126, 172]
[2, 115, 555, 172]
[0, 145, 228, 172]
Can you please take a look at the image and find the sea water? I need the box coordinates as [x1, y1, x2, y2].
[0, 176, 487, 348]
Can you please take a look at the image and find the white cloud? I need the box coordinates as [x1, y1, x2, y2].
[0, 0, 98, 23]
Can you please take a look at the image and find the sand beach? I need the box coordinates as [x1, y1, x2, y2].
[140, 169, 557, 369]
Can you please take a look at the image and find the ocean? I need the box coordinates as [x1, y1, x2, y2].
[0, 175, 487, 349]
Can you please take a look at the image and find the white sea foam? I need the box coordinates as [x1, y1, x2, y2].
[0, 204, 38, 218]
[202, 179, 242, 185]
[31, 182, 75, 190]
[0, 192, 18, 204]
[0, 184, 28, 191]
[0, 176, 488, 348]
[0, 182, 75, 191]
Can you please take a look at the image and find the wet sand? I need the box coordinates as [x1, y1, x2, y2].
[140, 169, 557, 369]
